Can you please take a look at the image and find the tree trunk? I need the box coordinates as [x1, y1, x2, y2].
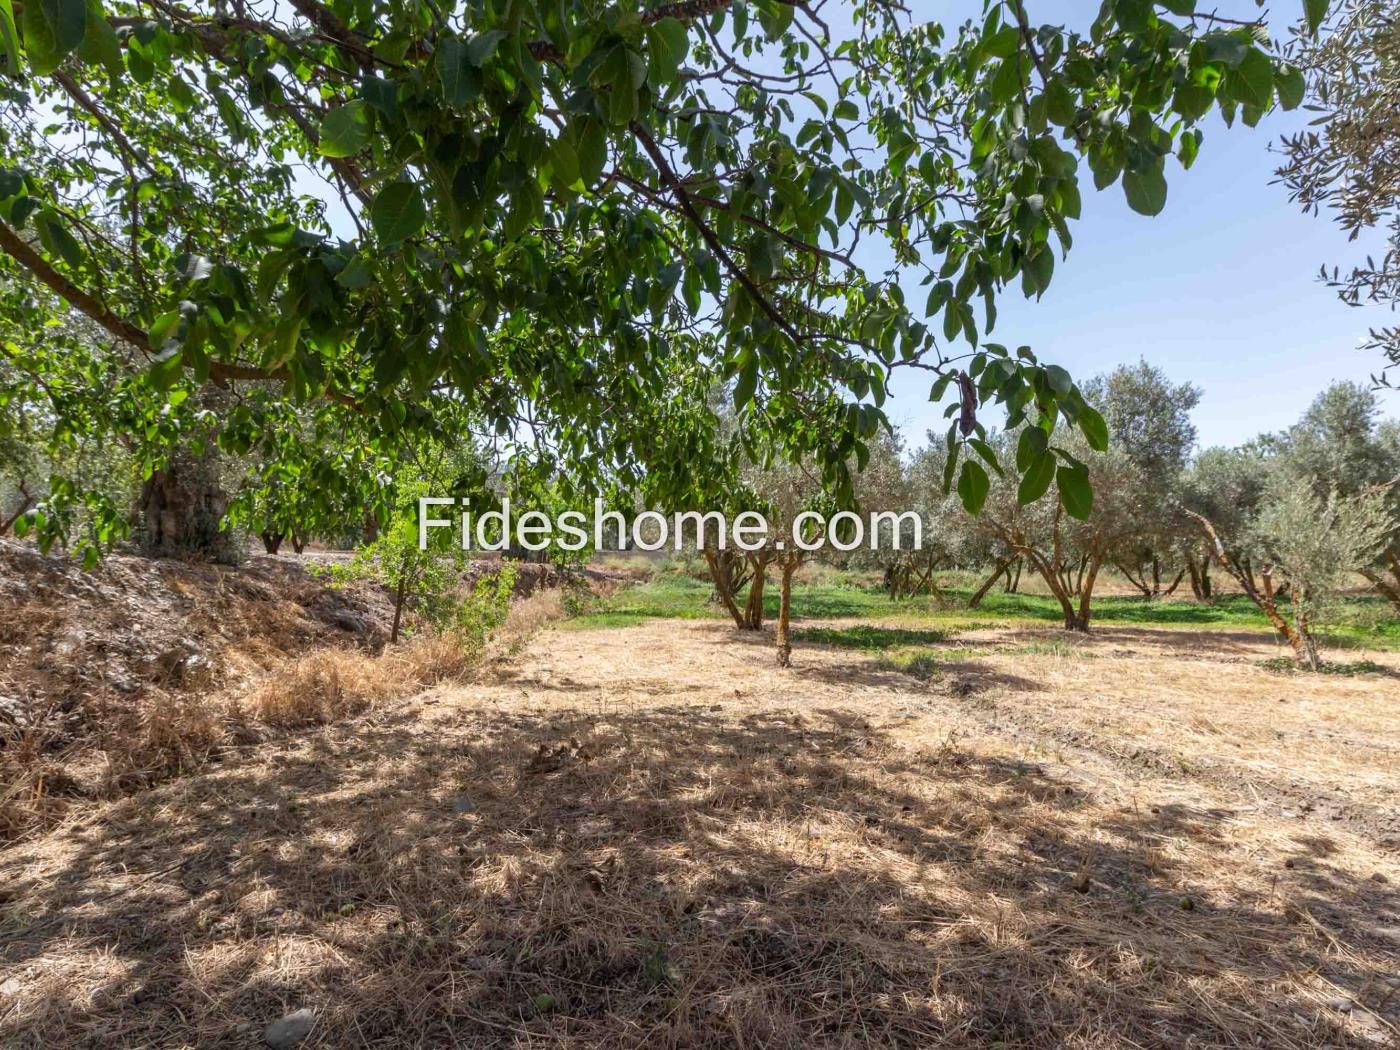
[743, 560, 767, 630]
[1005, 559, 1022, 593]
[704, 547, 748, 628]
[1151, 556, 1161, 596]
[291, 534, 306, 554]
[1360, 549, 1400, 613]
[1, 481, 33, 536]
[775, 555, 798, 667]
[1162, 568, 1186, 597]
[969, 559, 1009, 609]
[1073, 556, 1101, 631]
[1188, 512, 1318, 667]
[1187, 557, 1203, 599]
[390, 573, 408, 644]
[136, 457, 236, 563]
[260, 531, 284, 555]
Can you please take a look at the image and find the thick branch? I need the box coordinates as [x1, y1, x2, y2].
[631, 120, 803, 347]
[0, 217, 356, 406]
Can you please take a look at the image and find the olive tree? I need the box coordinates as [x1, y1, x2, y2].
[1278, 0, 1400, 380]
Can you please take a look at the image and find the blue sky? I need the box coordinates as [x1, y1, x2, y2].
[880, 1, 1400, 451]
[884, 101, 1399, 451]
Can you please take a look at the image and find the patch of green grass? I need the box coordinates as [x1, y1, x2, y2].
[568, 566, 1400, 650]
[796, 625, 951, 650]
[876, 649, 941, 681]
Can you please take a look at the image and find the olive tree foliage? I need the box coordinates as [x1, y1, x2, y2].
[1190, 468, 1391, 668]
[0, 0, 1323, 556]
[1179, 443, 1267, 598]
[1079, 359, 1200, 595]
[1265, 381, 1400, 609]
[969, 425, 1146, 630]
[1183, 382, 1398, 666]
[1277, 0, 1400, 381]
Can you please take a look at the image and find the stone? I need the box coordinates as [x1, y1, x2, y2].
[264, 1008, 315, 1049]
[333, 609, 367, 633]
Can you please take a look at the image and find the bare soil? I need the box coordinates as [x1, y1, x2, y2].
[1, 618, 1397, 1048]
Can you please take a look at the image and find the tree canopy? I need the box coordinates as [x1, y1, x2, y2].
[0, 0, 1323, 553]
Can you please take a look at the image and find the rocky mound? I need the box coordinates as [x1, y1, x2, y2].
[0, 539, 392, 736]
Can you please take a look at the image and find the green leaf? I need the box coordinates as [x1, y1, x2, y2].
[1229, 48, 1275, 109]
[435, 36, 481, 107]
[369, 180, 426, 246]
[1056, 462, 1093, 519]
[1078, 405, 1109, 452]
[647, 17, 689, 85]
[20, 0, 86, 74]
[968, 437, 1003, 476]
[1122, 165, 1167, 217]
[361, 74, 399, 119]
[1304, 0, 1328, 34]
[574, 117, 607, 187]
[1017, 450, 1055, 505]
[548, 136, 579, 193]
[733, 352, 758, 409]
[33, 209, 83, 268]
[466, 29, 506, 66]
[0, 0, 19, 75]
[956, 459, 990, 515]
[1044, 364, 1073, 396]
[1275, 66, 1305, 111]
[942, 437, 959, 494]
[318, 99, 369, 158]
[265, 313, 303, 370]
[75, 0, 122, 81]
[1016, 425, 1048, 470]
[336, 254, 371, 289]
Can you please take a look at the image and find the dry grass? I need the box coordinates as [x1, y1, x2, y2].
[1, 618, 1396, 1048]
[0, 590, 569, 842]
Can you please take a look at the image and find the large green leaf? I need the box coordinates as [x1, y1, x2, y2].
[370, 180, 426, 246]
[956, 459, 990, 515]
[1304, 0, 1328, 34]
[1056, 463, 1094, 519]
[318, 100, 369, 158]
[1078, 405, 1109, 452]
[1017, 451, 1056, 505]
[0, 0, 18, 74]
[435, 36, 481, 107]
[20, 0, 86, 74]
[1228, 48, 1275, 109]
[1122, 165, 1167, 217]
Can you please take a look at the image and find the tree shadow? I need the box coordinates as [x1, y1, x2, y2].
[1, 702, 1395, 1048]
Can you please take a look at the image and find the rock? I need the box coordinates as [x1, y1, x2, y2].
[1369, 871, 1388, 884]
[333, 609, 368, 633]
[451, 795, 475, 814]
[264, 1008, 316, 1049]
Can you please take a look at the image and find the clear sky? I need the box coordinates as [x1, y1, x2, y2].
[880, 2, 1400, 452]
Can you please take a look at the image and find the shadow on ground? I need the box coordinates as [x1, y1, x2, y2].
[1, 700, 1395, 1048]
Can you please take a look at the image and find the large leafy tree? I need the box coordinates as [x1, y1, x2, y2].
[1, 0, 1320, 552]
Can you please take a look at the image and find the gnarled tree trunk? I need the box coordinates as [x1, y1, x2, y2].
[137, 454, 237, 563]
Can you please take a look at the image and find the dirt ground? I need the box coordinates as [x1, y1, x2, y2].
[1, 618, 1397, 1048]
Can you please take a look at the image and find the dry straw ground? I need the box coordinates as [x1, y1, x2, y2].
[1, 616, 1398, 1048]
